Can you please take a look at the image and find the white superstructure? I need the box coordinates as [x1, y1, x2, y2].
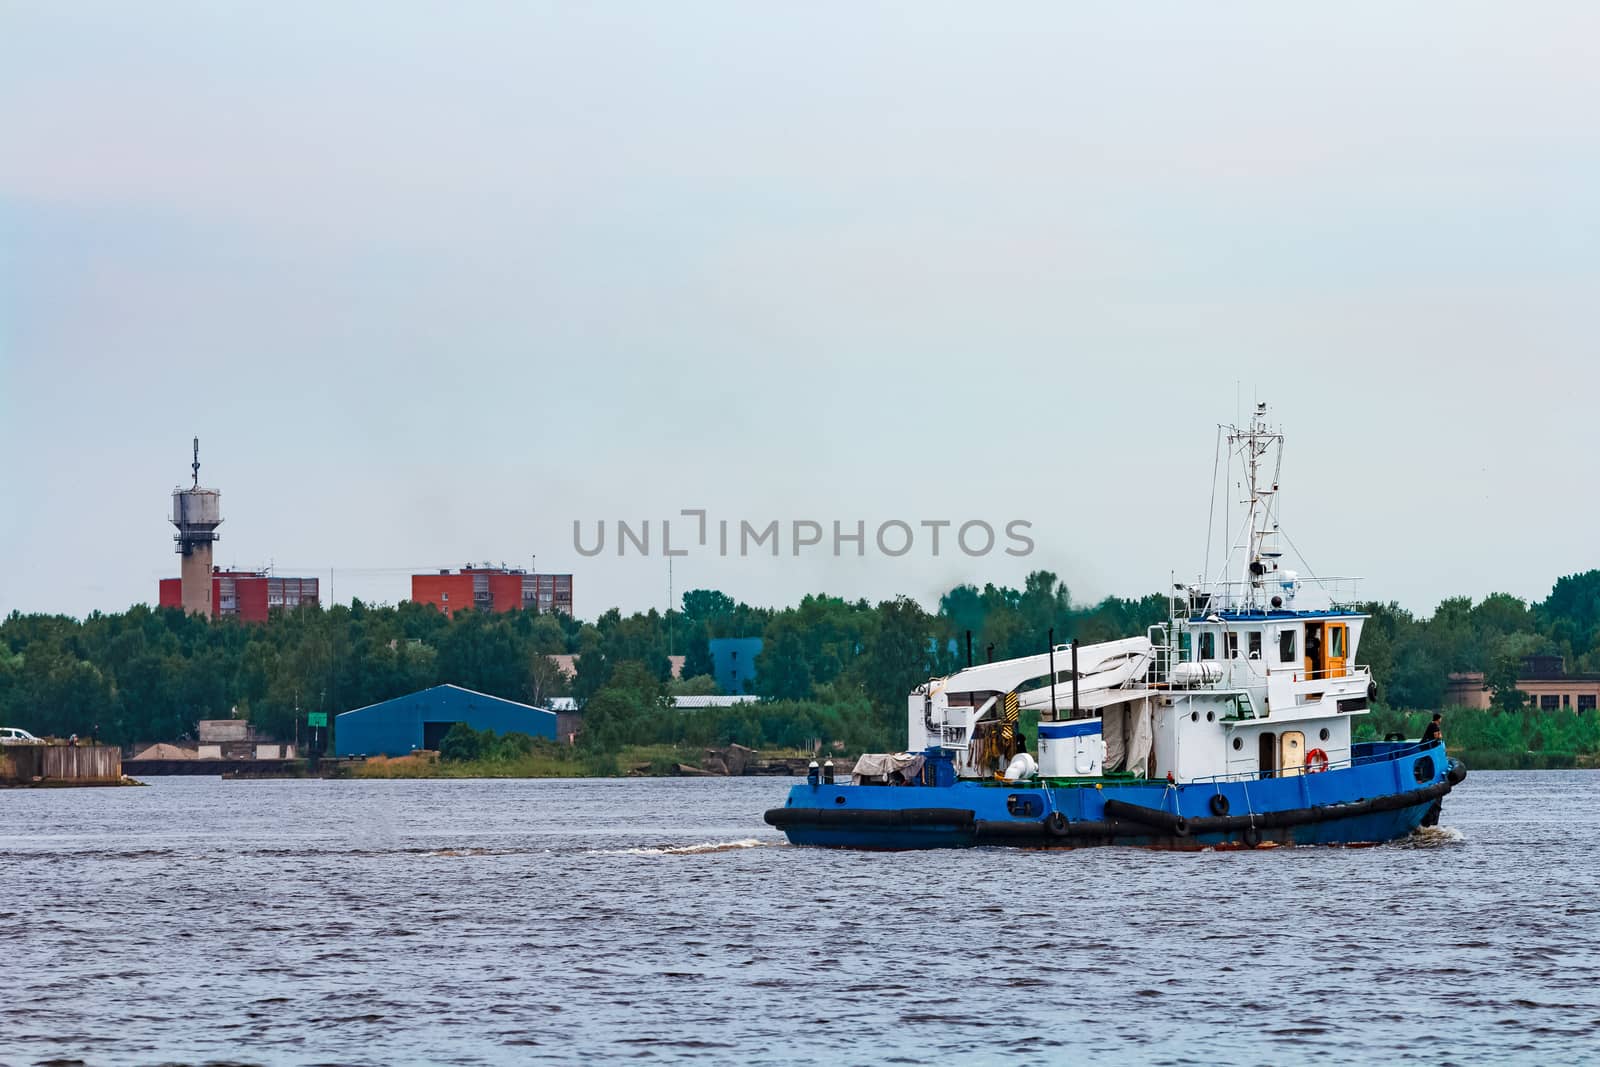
[909, 403, 1374, 784]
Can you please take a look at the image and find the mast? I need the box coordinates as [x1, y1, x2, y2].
[1226, 402, 1283, 611]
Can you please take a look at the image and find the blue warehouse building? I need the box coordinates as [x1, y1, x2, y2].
[335, 684, 557, 757]
[708, 637, 764, 695]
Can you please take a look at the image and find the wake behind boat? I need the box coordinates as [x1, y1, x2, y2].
[765, 404, 1466, 850]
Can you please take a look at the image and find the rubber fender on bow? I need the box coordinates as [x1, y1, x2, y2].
[1420, 799, 1443, 827]
[1209, 793, 1231, 817]
[763, 807, 975, 830]
[1447, 758, 1468, 785]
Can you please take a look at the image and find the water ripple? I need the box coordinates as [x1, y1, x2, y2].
[0, 772, 1596, 1064]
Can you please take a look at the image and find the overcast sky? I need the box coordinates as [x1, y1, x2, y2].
[3, 2, 1597, 622]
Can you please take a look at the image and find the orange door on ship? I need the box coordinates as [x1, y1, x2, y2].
[1326, 623, 1347, 679]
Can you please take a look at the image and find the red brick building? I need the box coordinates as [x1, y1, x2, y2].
[158, 569, 320, 622]
[411, 566, 573, 618]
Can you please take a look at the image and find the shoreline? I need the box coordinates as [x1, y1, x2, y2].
[107, 738, 1600, 783]
[334, 747, 1595, 780]
[341, 744, 831, 781]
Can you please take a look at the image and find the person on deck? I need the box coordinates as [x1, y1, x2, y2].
[1420, 713, 1443, 746]
[1305, 629, 1323, 676]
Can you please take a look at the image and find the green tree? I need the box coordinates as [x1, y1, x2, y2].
[1540, 571, 1600, 653]
[854, 596, 935, 733]
[667, 673, 721, 697]
[681, 589, 736, 626]
[682, 626, 714, 679]
[755, 619, 814, 701]
[526, 651, 570, 707]
[578, 678, 659, 753]
[1485, 633, 1543, 710]
[435, 611, 528, 700]
[1385, 639, 1446, 710]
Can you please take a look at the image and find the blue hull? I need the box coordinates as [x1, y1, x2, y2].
[765, 742, 1464, 850]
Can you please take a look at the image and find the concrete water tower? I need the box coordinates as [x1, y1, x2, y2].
[171, 437, 222, 617]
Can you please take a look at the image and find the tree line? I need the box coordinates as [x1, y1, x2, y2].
[3, 569, 1598, 753]
[1354, 570, 1600, 711]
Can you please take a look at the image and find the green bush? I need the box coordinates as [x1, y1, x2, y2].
[438, 723, 546, 763]
[438, 722, 484, 762]
[581, 750, 620, 777]
[1360, 704, 1600, 768]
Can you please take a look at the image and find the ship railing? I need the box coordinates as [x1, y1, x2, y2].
[1292, 663, 1371, 683]
[1144, 624, 1175, 683]
[1175, 576, 1366, 618]
[1179, 738, 1439, 785]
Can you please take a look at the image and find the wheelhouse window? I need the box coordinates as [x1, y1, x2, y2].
[1279, 629, 1296, 663]
[1226, 633, 1239, 660]
[1199, 632, 1216, 660]
[1248, 631, 1262, 659]
[1330, 626, 1346, 659]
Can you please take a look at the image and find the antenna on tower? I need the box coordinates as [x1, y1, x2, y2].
[172, 436, 222, 617]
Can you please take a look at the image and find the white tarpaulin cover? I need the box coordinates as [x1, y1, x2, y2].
[1127, 701, 1153, 777]
[1104, 708, 1126, 770]
[851, 752, 926, 783]
[1101, 700, 1154, 777]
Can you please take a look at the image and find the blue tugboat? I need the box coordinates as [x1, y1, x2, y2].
[765, 404, 1466, 850]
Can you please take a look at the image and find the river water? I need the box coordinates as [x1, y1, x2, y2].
[1, 771, 1595, 1065]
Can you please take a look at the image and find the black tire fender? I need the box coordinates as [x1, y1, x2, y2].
[1242, 824, 1263, 849]
[1045, 811, 1071, 837]
[1209, 793, 1231, 817]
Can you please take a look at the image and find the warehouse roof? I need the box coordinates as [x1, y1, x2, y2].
[670, 695, 762, 709]
[542, 694, 759, 713]
[340, 683, 553, 716]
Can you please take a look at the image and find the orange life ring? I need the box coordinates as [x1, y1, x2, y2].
[1304, 748, 1330, 773]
